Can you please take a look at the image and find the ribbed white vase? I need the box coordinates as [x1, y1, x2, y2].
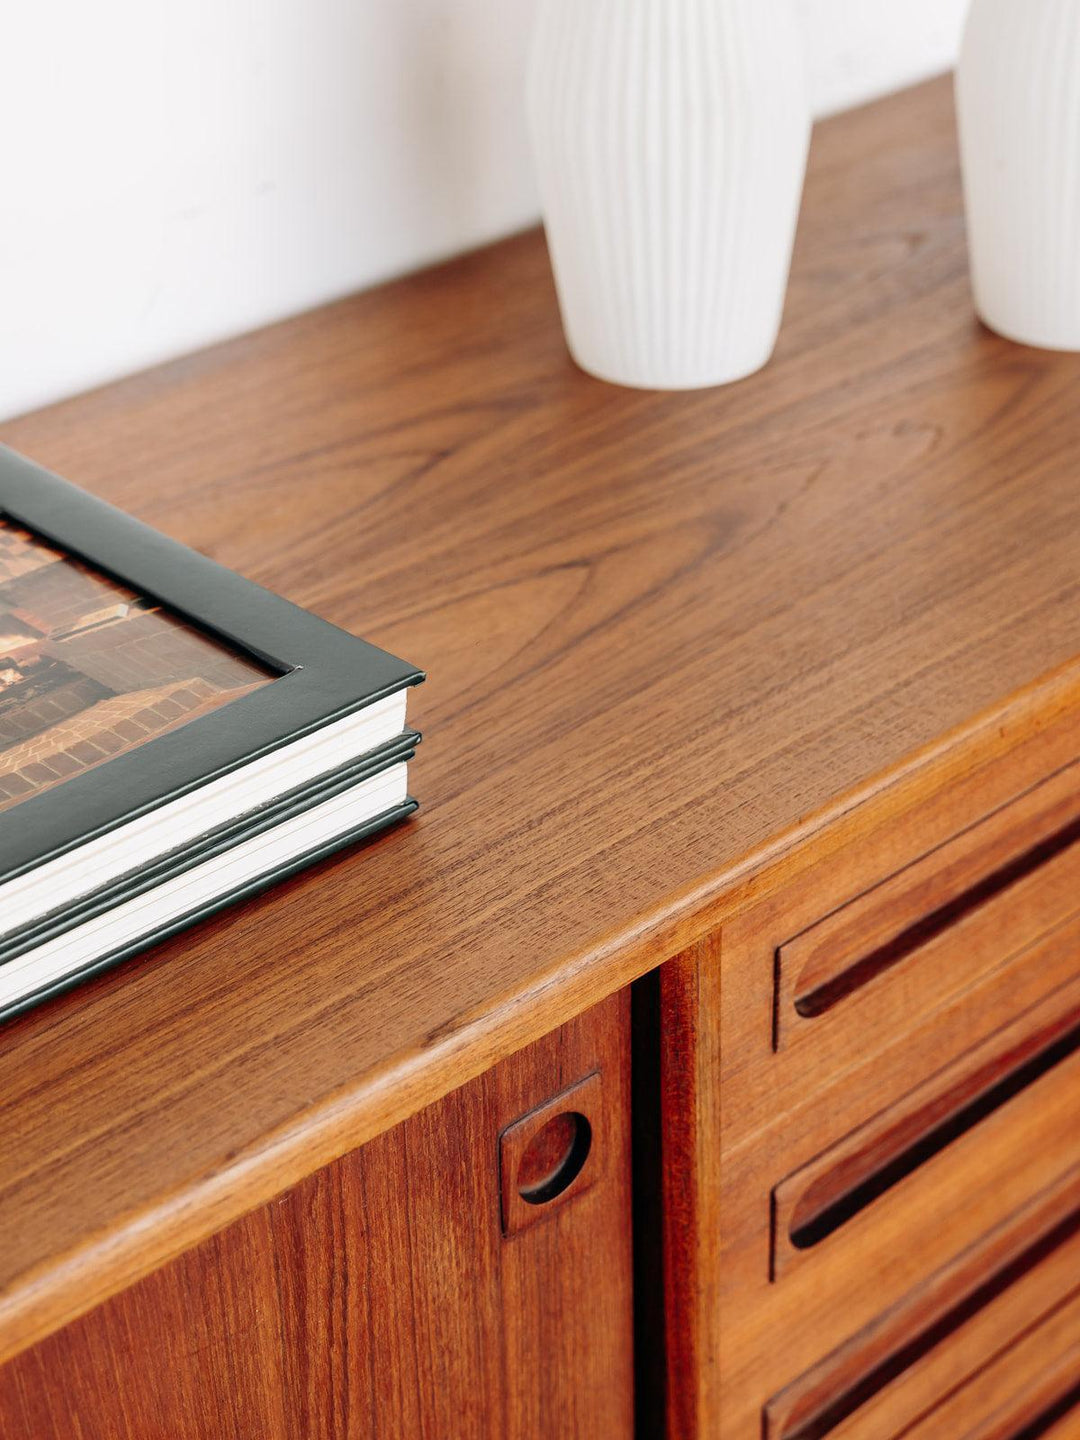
[527, 0, 810, 391]
[957, 0, 1080, 350]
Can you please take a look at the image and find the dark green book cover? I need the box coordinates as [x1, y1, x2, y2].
[0, 446, 424, 1021]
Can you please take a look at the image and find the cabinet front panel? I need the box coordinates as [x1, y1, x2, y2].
[662, 706, 1080, 1439]
[0, 993, 634, 1440]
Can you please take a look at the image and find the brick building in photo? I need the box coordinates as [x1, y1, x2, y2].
[0, 519, 270, 813]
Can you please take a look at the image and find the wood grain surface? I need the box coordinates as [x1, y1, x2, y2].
[3, 76, 1080, 1361]
[662, 701, 1080, 1438]
[0, 995, 633, 1439]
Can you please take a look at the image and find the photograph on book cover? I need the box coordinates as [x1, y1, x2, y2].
[0, 447, 421, 889]
[0, 517, 273, 815]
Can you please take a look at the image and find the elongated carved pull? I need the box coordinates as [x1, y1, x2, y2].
[1010, 1383, 1080, 1440]
[773, 763, 1080, 1056]
[773, 1007, 1080, 1271]
[794, 814, 1080, 1021]
[766, 1189, 1080, 1440]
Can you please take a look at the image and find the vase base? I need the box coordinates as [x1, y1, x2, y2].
[567, 346, 776, 394]
[976, 309, 1080, 355]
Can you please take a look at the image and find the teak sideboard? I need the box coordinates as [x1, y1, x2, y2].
[3, 77, 1080, 1440]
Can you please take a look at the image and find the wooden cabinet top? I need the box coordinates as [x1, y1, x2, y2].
[3, 76, 1080, 1360]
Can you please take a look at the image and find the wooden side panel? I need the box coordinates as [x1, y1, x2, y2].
[662, 931, 722, 1440]
[0, 993, 634, 1440]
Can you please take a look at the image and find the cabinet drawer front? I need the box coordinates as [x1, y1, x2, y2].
[660, 714, 1080, 1440]
[766, 982, 1080, 1324]
[1043, 1411, 1080, 1440]
[903, 1293, 1080, 1440]
[771, 978, 1080, 1284]
[765, 1179, 1080, 1440]
[776, 762, 1080, 1062]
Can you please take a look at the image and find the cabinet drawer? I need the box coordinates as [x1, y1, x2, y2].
[771, 975, 1080, 1285]
[776, 761, 1080, 1067]
[903, 1293, 1080, 1440]
[660, 712, 1080, 1440]
[765, 1177, 1080, 1440]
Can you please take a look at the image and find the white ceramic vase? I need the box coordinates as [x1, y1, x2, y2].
[527, 0, 811, 391]
[957, 0, 1080, 350]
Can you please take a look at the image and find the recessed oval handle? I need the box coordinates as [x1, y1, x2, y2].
[517, 1111, 592, 1206]
[499, 1072, 604, 1237]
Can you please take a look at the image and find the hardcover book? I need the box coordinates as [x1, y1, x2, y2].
[0, 446, 423, 1021]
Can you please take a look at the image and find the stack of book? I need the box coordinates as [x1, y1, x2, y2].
[0, 447, 423, 1023]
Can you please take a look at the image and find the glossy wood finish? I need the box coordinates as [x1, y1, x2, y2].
[900, 1289, 1080, 1440]
[771, 981, 1080, 1278]
[663, 696, 1080, 1436]
[4, 75, 1080, 1364]
[777, 757, 1080, 1045]
[0, 994, 633, 1439]
[765, 1210, 1080, 1440]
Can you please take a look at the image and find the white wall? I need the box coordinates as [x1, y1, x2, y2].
[802, 0, 968, 115]
[0, 0, 969, 422]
